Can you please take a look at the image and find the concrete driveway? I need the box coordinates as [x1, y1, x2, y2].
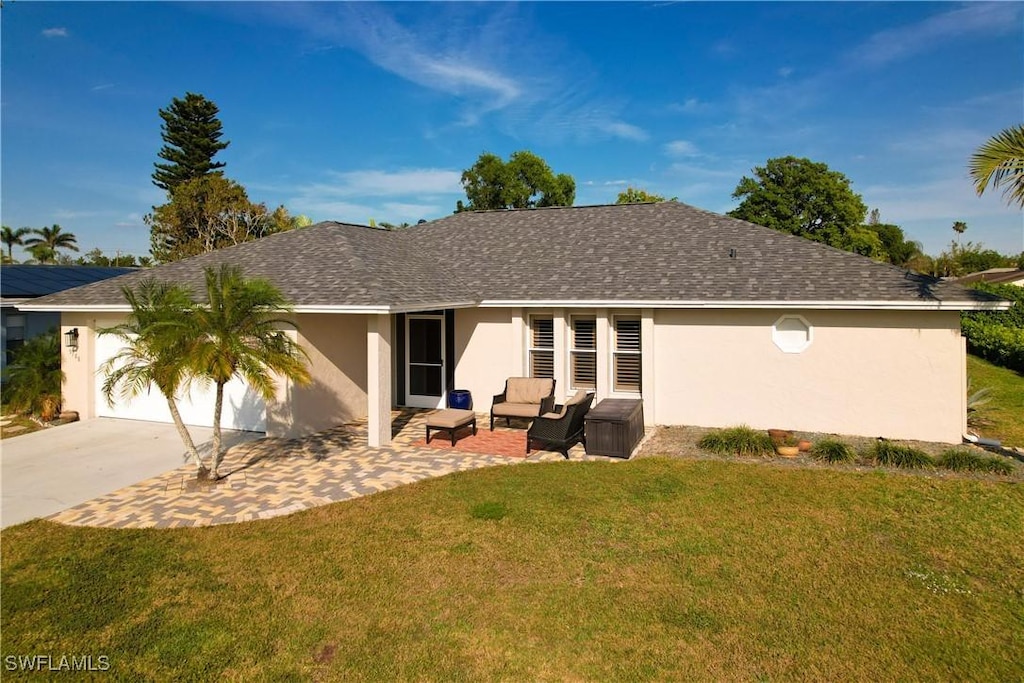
[1, 418, 263, 527]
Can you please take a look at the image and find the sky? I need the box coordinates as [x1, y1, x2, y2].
[2, 1, 1022, 262]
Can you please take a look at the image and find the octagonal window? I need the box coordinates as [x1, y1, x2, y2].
[772, 315, 812, 353]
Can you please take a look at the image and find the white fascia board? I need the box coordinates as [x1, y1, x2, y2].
[15, 303, 133, 312]
[292, 305, 392, 314]
[390, 301, 480, 313]
[478, 299, 1013, 311]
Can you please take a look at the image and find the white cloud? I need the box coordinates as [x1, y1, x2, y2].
[851, 3, 1022, 69]
[599, 121, 649, 142]
[664, 140, 699, 157]
[668, 98, 710, 115]
[42, 27, 68, 38]
[778, 67, 793, 78]
[321, 168, 463, 197]
[91, 83, 115, 92]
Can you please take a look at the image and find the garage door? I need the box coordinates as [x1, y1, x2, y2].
[94, 331, 267, 432]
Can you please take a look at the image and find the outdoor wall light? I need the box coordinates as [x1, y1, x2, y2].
[64, 328, 79, 351]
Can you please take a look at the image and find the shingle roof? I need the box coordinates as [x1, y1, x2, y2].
[954, 268, 1024, 286]
[1, 265, 137, 299]
[22, 202, 1002, 310]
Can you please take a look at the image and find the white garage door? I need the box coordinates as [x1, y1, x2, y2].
[94, 332, 267, 432]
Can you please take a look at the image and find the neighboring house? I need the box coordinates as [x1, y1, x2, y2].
[21, 202, 1009, 445]
[1, 265, 136, 376]
[954, 268, 1024, 287]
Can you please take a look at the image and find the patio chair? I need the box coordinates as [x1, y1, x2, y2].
[490, 377, 556, 430]
[526, 390, 595, 458]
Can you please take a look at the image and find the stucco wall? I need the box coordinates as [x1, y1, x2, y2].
[60, 312, 103, 419]
[652, 309, 965, 443]
[452, 307, 518, 410]
[267, 313, 369, 438]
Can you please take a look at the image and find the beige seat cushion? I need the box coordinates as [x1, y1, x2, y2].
[505, 377, 554, 405]
[541, 412, 563, 419]
[426, 409, 475, 429]
[492, 402, 543, 418]
[566, 389, 589, 406]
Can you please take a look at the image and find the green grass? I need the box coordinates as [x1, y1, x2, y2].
[967, 354, 1024, 447]
[937, 448, 1015, 475]
[696, 425, 774, 456]
[3, 459, 1023, 680]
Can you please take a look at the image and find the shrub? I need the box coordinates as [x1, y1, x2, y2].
[962, 283, 1024, 373]
[871, 442, 934, 469]
[3, 331, 63, 420]
[936, 449, 1014, 475]
[961, 319, 1024, 373]
[697, 426, 774, 457]
[810, 438, 856, 463]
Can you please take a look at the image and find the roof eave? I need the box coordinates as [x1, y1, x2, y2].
[478, 299, 1012, 311]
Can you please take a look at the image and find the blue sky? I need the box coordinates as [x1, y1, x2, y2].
[3, 1, 1022, 261]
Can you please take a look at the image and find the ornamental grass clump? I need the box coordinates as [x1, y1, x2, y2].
[810, 438, 856, 464]
[936, 448, 1014, 475]
[871, 442, 934, 469]
[697, 426, 774, 457]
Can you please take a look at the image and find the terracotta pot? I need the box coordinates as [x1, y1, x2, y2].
[797, 439, 812, 452]
[776, 445, 800, 457]
[767, 429, 792, 444]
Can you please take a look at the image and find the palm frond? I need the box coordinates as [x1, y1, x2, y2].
[969, 124, 1024, 207]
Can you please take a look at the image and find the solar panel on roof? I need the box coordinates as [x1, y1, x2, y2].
[0, 265, 136, 298]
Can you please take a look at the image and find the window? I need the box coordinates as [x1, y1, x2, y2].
[570, 316, 597, 389]
[612, 317, 641, 393]
[528, 316, 554, 379]
[772, 315, 812, 353]
[5, 315, 25, 365]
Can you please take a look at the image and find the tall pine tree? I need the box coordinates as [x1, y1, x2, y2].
[152, 92, 229, 194]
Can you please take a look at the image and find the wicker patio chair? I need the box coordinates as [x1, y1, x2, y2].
[526, 391, 595, 458]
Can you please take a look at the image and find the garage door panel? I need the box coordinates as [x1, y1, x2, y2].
[94, 333, 267, 432]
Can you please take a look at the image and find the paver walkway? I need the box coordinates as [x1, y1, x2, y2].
[50, 410, 634, 529]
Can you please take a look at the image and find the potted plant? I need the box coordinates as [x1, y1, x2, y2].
[775, 435, 800, 457]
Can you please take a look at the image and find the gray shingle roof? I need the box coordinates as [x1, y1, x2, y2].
[23, 202, 1000, 310]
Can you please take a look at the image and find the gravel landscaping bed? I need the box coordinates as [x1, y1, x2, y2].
[636, 424, 1024, 482]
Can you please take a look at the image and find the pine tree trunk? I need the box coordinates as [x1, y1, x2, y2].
[210, 382, 225, 479]
[166, 397, 205, 474]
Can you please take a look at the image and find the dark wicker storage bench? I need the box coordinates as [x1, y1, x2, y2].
[584, 399, 644, 458]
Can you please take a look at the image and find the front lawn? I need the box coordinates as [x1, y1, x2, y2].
[2, 459, 1022, 680]
[968, 354, 1024, 447]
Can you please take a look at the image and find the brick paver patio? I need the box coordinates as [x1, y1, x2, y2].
[49, 410, 639, 529]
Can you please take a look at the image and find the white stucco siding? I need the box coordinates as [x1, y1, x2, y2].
[452, 307, 518, 410]
[267, 313, 369, 439]
[652, 309, 965, 443]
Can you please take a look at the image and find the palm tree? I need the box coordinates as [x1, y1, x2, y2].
[1, 226, 31, 262]
[23, 224, 79, 264]
[98, 279, 208, 474]
[191, 264, 310, 478]
[952, 220, 967, 245]
[969, 124, 1024, 208]
[5, 331, 64, 421]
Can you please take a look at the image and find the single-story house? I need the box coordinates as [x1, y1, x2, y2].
[954, 267, 1024, 287]
[1, 264, 136, 375]
[21, 201, 1009, 446]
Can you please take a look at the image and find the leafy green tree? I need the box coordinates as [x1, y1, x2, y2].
[457, 150, 575, 212]
[77, 248, 141, 267]
[99, 280, 207, 473]
[2, 226, 31, 262]
[147, 175, 297, 262]
[190, 265, 310, 478]
[615, 187, 673, 204]
[969, 124, 1024, 207]
[4, 331, 64, 421]
[152, 92, 230, 194]
[729, 156, 867, 244]
[930, 241, 1015, 277]
[23, 224, 79, 264]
